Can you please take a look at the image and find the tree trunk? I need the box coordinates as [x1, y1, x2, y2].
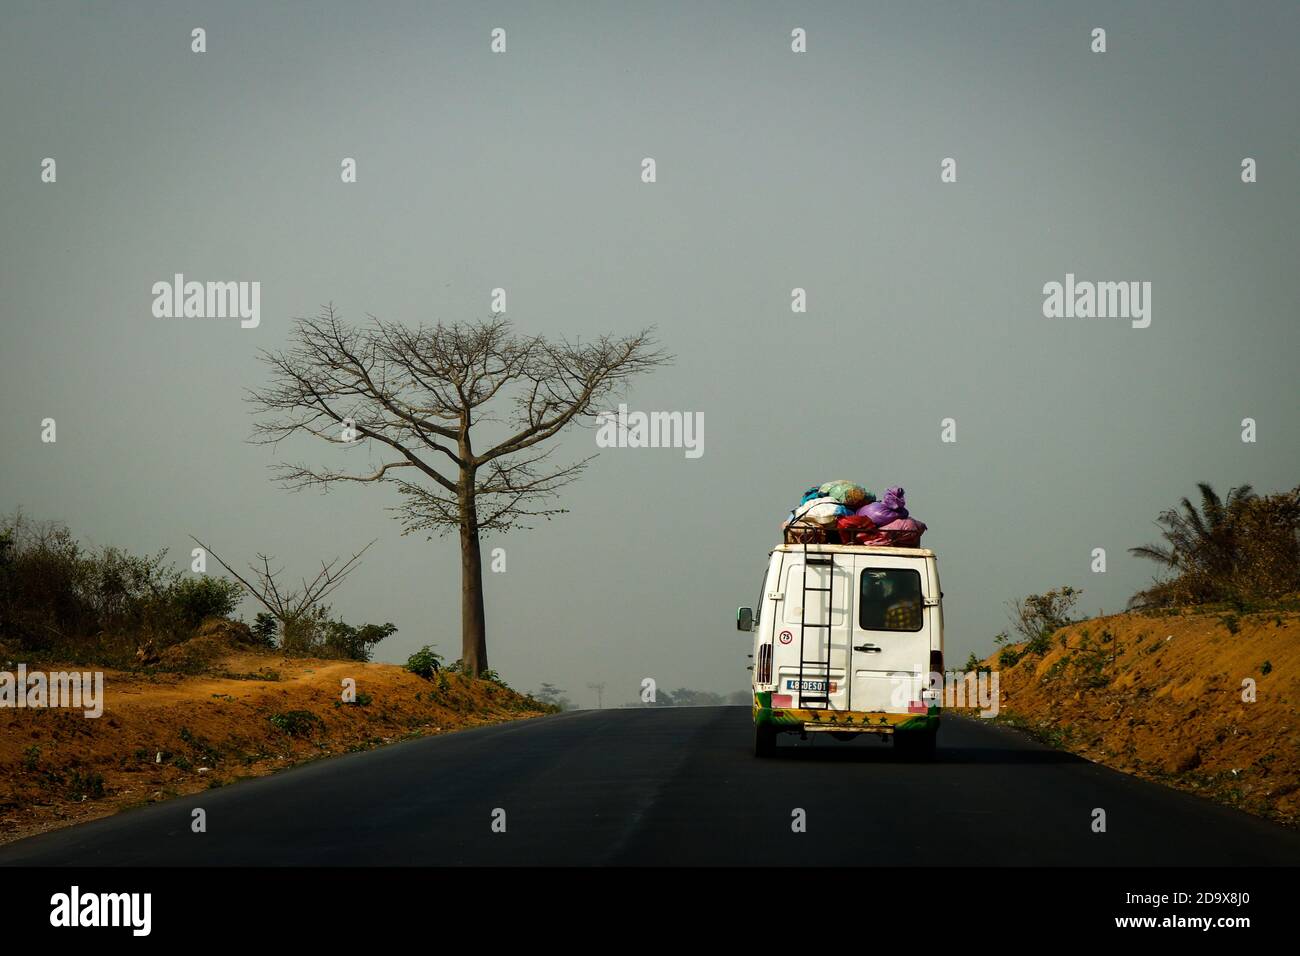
[459, 482, 488, 677]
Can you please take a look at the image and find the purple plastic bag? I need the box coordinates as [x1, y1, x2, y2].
[858, 487, 908, 526]
[858, 502, 896, 525]
[857, 489, 909, 528]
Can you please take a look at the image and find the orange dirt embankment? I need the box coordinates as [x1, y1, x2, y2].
[0, 631, 551, 845]
[964, 605, 1300, 826]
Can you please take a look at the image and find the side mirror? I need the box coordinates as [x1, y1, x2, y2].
[736, 607, 754, 632]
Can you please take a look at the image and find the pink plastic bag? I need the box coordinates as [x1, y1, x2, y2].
[879, 517, 927, 548]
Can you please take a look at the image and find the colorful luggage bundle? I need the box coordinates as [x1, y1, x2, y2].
[782, 482, 928, 548]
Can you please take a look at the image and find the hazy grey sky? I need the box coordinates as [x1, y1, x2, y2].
[3, 1, 1297, 707]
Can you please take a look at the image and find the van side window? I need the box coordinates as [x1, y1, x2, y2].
[859, 568, 923, 632]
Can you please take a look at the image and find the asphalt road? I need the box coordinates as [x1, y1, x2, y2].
[2, 707, 1297, 866]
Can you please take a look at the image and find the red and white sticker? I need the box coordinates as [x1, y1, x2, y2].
[778, 630, 793, 645]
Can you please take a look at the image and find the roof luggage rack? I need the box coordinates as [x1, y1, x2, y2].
[782, 523, 922, 548]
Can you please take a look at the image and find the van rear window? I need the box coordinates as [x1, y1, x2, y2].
[783, 563, 847, 626]
[859, 568, 923, 632]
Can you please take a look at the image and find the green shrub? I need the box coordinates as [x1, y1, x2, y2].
[1008, 587, 1081, 656]
[219, 668, 281, 681]
[1071, 635, 1110, 688]
[279, 608, 327, 657]
[250, 612, 278, 648]
[993, 631, 1022, 668]
[0, 512, 181, 656]
[67, 769, 105, 800]
[269, 710, 324, 736]
[319, 620, 396, 662]
[0, 513, 252, 661]
[275, 608, 395, 661]
[405, 645, 445, 679]
[169, 576, 243, 628]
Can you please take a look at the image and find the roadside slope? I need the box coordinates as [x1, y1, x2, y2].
[0, 640, 549, 844]
[978, 604, 1300, 825]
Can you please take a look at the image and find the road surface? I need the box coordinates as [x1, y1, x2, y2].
[2, 707, 1297, 865]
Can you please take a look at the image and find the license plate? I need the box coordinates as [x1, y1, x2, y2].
[784, 679, 837, 693]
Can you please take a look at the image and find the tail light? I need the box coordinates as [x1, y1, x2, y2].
[757, 644, 773, 685]
[926, 649, 945, 708]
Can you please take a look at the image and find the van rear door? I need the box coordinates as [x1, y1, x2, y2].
[847, 555, 934, 714]
[775, 552, 851, 710]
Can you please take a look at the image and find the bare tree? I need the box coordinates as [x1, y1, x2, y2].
[248, 306, 670, 675]
[190, 535, 374, 647]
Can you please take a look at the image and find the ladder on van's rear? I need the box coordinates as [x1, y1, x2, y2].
[796, 543, 834, 709]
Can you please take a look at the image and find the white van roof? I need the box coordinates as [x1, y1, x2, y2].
[772, 543, 935, 558]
